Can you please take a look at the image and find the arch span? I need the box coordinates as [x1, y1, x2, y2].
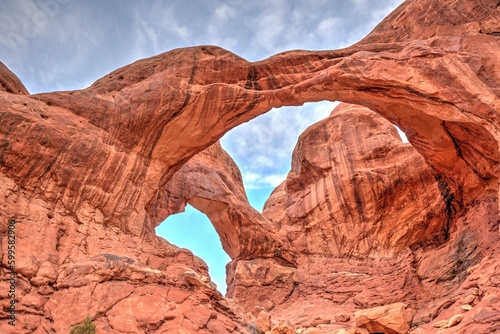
[1, 1, 498, 332]
[10, 0, 496, 237]
[157, 141, 296, 264]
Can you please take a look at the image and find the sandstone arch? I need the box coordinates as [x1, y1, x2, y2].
[0, 0, 498, 332]
[157, 141, 296, 264]
[16, 0, 496, 238]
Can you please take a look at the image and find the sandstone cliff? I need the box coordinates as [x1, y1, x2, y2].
[0, 0, 498, 333]
[230, 103, 499, 333]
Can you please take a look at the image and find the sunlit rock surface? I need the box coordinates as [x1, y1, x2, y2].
[160, 141, 296, 265]
[0, 0, 498, 332]
[264, 103, 446, 257]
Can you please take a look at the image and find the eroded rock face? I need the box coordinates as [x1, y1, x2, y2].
[0, 0, 498, 333]
[354, 302, 414, 334]
[159, 142, 296, 265]
[227, 104, 498, 333]
[0, 62, 28, 95]
[264, 103, 446, 257]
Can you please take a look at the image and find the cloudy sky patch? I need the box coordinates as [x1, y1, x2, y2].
[221, 101, 339, 195]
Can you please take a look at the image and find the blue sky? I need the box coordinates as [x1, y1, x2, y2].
[0, 0, 404, 294]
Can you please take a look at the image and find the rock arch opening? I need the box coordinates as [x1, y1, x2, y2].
[155, 101, 416, 274]
[394, 125, 408, 143]
[156, 204, 231, 294]
[220, 100, 410, 214]
[153, 101, 346, 295]
[221, 101, 340, 211]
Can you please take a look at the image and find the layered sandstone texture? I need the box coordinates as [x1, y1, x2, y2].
[228, 103, 499, 333]
[0, 0, 499, 333]
[159, 142, 295, 265]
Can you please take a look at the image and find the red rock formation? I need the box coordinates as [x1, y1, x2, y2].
[354, 302, 414, 334]
[159, 142, 295, 264]
[0, 62, 29, 95]
[263, 103, 446, 257]
[227, 103, 497, 333]
[0, 0, 498, 333]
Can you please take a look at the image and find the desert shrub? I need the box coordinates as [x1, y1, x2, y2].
[69, 316, 96, 334]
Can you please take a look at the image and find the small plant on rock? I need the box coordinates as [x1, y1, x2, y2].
[69, 316, 96, 334]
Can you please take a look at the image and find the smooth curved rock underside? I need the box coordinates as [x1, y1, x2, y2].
[0, 0, 499, 333]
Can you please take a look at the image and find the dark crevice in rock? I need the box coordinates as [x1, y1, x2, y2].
[435, 174, 461, 242]
[442, 121, 494, 182]
[279, 282, 298, 305]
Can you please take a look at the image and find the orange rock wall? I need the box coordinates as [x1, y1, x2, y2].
[0, 0, 498, 333]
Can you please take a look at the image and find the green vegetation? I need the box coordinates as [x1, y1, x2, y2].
[69, 316, 96, 334]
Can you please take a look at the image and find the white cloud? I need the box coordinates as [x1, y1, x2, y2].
[317, 17, 342, 38]
[250, 11, 286, 55]
[394, 126, 409, 143]
[214, 3, 236, 22]
[352, 0, 368, 10]
[203, 3, 239, 51]
[131, 3, 194, 59]
[314, 100, 340, 118]
[263, 173, 289, 187]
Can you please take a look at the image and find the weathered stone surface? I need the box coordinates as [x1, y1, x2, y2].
[0, 172, 250, 333]
[0, 62, 28, 95]
[444, 314, 463, 328]
[354, 302, 414, 334]
[228, 103, 452, 327]
[264, 103, 446, 257]
[0, 0, 498, 333]
[160, 141, 295, 264]
[267, 321, 295, 334]
[335, 314, 350, 323]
